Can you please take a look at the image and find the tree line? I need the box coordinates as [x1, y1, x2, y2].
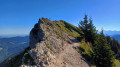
[78, 15, 120, 67]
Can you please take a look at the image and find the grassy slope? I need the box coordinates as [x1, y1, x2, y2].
[51, 20, 80, 38]
[78, 40, 94, 64]
[41, 18, 81, 38]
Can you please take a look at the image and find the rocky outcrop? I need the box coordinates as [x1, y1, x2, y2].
[30, 19, 44, 48]
[27, 18, 90, 67]
[0, 18, 90, 67]
[29, 18, 71, 66]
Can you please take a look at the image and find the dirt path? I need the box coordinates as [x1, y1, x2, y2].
[22, 38, 91, 67]
[54, 39, 90, 67]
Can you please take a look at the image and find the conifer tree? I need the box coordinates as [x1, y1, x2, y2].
[78, 15, 97, 44]
[78, 14, 88, 39]
[93, 30, 114, 67]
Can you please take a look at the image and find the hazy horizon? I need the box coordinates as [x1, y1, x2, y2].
[1, 30, 120, 38]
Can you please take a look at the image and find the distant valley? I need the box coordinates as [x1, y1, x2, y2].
[0, 36, 29, 63]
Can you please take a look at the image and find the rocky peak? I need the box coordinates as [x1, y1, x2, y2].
[1, 18, 90, 67]
[29, 18, 72, 66]
[30, 18, 68, 48]
[27, 18, 89, 67]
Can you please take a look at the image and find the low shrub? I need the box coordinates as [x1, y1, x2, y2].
[78, 39, 94, 64]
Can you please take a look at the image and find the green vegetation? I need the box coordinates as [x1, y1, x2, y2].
[0, 52, 24, 67]
[78, 15, 117, 67]
[93, 30, 115, 67]
[24, 52, 35, 65]
[41, 17, 120, 67]
[51, 20, 80, 38]
[114, 59, 120, 67]
[23, 47, 35, 65]
[46, 43, 54, 51]
[55, 30, 65, 39]
[40, 18, 51, 23]
[0, 47, 35, 67]
[1, 17, 120, 67]
[78, 40, 94, 63]
[106, 36, 120, 60]
[40, 18, 80, 39]
[78, 14, 97, 44]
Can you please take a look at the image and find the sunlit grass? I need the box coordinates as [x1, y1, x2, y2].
[114, 59, 120, 67]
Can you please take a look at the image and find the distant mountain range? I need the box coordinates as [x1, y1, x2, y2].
[103, 30, 120, 36]
[111, 34, 120, 41]
[0, 34, 28, 38]
[0, 36, 29, 63]
[103, 30, 120, 41]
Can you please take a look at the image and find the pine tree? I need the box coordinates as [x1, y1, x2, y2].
[93, 30, 114, 67]
[78, 15, 97, 44]
[78, 14, 88, 39]
[88, 17, 97, 44]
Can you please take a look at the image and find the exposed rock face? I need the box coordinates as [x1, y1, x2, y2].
[30, 19, 45, 48]
[28, 18, 90, 67]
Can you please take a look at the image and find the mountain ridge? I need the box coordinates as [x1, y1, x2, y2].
[0, 18, 90, 67]
[28, 18, 90, 67]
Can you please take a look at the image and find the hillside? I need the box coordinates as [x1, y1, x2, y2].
[40, 18, 81, 38]
[0, 18, 90, 67]
[0, 36, 29, 63]
[1, 17, 120, 67]
[28, 18, 90, 67]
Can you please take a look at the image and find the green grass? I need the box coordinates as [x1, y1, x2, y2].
[114, 59, 120, 67]
[79, 40, 93, 56]
[40, 18, 81, 38]
[51, 20, 80, 38]
[78, 40, 94, 63]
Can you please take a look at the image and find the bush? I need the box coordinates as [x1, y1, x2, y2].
[78, 39, 94, 63]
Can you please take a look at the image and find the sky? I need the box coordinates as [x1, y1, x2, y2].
[0, 0, 120, 35]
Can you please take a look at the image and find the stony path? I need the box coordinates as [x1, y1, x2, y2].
[20, 42, 90, 67]
[54, 40, 90, 67]
[20, 38, 91, 67]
